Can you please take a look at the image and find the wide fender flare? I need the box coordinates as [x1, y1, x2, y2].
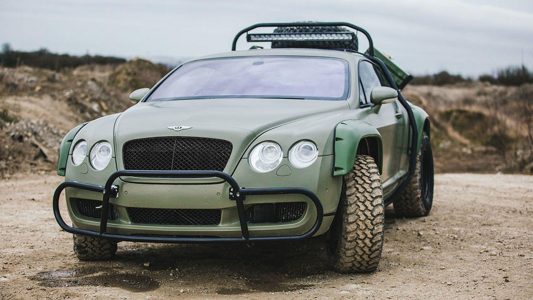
[333, 120, 382, 176]
[410, 104, 430, 153]
[56, 123, 87, 176]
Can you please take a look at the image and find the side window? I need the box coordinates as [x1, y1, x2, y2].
[374, 66, 391, 87]
[358, 79, 366, 105]
[358, 61, 382, 105]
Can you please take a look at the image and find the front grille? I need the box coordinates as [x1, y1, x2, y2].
[73, 198, 117, 220]
[123, 137, 232, 171]
[127, 208, 221, 225]
[248, 202, 307, 223]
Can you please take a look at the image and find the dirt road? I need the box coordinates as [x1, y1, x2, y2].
[0, 173, 531, 299]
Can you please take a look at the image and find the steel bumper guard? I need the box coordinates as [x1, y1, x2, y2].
[53, 170, 324, 243]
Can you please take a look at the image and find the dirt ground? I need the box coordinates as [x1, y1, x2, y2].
[0, 173, 531, 299]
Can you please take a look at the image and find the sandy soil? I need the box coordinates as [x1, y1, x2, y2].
[0, 173, 532, 299]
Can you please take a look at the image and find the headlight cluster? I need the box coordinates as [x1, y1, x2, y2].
[71, 140, 112, 171]
[249, 140, 318, 173]
[289, 140, 319, 169]
[249, 142, 283, 173]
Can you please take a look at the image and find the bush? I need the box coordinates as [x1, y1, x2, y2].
[411, 71, 470, 86]
[0, 46, 126, 71]
[479, 65, 533, 86]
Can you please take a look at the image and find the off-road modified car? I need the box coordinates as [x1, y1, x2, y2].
[53, 22, 434, 273]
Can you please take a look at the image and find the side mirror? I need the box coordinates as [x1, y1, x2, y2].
[129, 88, 150, 103]
[370, 86, 398, 105]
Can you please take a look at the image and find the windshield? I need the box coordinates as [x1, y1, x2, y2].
[146, 56, 349, 101]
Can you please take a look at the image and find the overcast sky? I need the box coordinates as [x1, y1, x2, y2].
[1, 0, 532, 76]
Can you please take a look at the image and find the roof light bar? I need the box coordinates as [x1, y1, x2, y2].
[247, 32, 355, 43]
[233, 22, 374, 55]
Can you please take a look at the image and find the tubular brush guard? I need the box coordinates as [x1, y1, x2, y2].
[53, 170, 324, 243]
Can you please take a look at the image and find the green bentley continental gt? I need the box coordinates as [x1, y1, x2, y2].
[53, 22, 434, 273]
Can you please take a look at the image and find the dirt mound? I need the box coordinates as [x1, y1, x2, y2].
[404, 83, 533, 174]
[108, 58, 169, 91]
[0, 60, 169, 177]
[438, 108, 515, 151]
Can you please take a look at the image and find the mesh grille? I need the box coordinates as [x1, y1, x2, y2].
[249, 202, 307, 223]
[123, 137, 232, 171]
[277, 202, 307, 222]
[73, 198, 117, 220]
[127, 208, 221, 225]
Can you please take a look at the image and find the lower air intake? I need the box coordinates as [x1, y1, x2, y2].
[127, 208, 221, 225]
[73, 198, 117, 220]
[248, 202, 307, 223]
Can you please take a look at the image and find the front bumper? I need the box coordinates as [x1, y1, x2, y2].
[53, 170, 324, 243]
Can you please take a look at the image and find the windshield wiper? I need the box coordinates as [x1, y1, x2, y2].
[151, 95, 309, 101]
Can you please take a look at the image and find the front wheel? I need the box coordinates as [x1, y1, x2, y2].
[73, 234, 117, 261]
[394, 131, 434, 217]
[328, 155, 384, 273]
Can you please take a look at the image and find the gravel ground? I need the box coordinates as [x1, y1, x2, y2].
[0, 173, 532, 299]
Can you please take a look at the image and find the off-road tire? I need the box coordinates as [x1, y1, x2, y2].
[73, 234, 117, 261]
[329, 155, 384, 273]
[394, 131, 434, 217]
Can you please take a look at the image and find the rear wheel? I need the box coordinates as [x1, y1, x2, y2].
[394, 131, 434, 217]
[328, 155, 384, 273]
[73, 234, 117, 261]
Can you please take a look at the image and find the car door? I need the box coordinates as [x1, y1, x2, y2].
[372, 63, 409, 174]
[358, 60, 406, 192]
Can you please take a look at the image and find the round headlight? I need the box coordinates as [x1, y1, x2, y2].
[289, 140, 318, 169]
[249, 141, 283, 173]
[71, 140, 87, 166]
[90, 141, 113, 171]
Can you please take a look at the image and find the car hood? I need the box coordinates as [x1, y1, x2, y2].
[113, 98, 349, 172]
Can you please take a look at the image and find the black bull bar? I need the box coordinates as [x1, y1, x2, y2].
[53, 170, 324, 243]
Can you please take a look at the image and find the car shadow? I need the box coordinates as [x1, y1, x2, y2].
[32, 238, 331, 294]
[32, 205, 407, 295]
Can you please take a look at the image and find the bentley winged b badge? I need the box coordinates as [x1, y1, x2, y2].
[167, 125, 192, 132]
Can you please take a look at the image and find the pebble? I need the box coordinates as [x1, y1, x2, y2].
[339, 290, 350, 295]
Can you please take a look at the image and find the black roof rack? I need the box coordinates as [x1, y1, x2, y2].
[232, 22, 375, 56]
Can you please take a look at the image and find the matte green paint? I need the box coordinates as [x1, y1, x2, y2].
[66, 155, 340, 237]
[56, 123, 87, 176]
[58, 48, 429, 238]
[333, 120, 382, 176]
[129, 88, 150, 102]
[375, 48, 413, 89]
[370, 86, 398, 105]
